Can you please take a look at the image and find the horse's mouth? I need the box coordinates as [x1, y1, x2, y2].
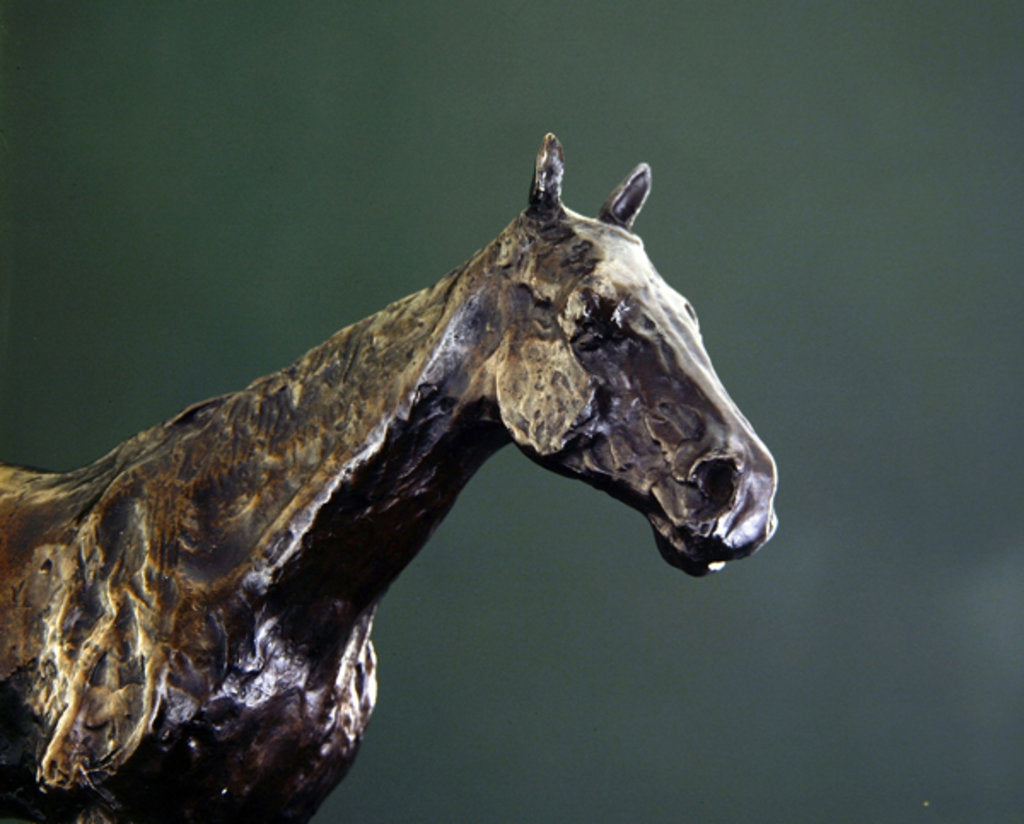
[651, 524, 752, 576]
[647, 488, 778, 577]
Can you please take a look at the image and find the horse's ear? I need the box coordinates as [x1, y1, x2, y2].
[598, 163, 651, 231]
[528, 133, 565, 217]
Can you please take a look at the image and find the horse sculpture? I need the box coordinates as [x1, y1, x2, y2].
[0, 134, 777, 823]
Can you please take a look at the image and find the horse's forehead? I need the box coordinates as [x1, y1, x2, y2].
[570, 220, 684, 311]
[511, 214, 682, 310]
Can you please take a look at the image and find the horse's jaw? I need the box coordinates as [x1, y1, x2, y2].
[530, 445, 777, 578]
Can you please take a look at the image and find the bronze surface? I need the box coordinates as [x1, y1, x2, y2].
[0, 135, 776, 823]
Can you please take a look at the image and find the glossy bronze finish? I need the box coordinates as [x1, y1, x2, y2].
[0, 135, 777, 823]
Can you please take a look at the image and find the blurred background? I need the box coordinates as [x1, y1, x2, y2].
[2, 2, 1021, 822]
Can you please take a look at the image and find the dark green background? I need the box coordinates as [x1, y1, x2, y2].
[2, 3, 1022, 822]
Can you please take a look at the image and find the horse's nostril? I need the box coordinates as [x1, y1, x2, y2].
[693, 458, 737, 510]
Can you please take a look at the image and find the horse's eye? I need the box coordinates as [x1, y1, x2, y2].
[573, 321, 607, 351]
[571, 292, 622, 352]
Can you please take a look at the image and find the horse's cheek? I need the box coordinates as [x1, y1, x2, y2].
[495, 340, 589, 457]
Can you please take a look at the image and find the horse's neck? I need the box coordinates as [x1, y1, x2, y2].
[151, 255, 509, 615]
[0, 237, 517, 670]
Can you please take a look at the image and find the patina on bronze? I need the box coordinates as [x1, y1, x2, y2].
[0, 135, 777, 823]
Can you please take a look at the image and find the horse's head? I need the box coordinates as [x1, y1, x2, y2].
[492, 134, 777, 576]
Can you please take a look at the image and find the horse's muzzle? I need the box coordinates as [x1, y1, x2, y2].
[651, 446, 778, 576]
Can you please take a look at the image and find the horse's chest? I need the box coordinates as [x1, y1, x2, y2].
[132, 608, 378, 822]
